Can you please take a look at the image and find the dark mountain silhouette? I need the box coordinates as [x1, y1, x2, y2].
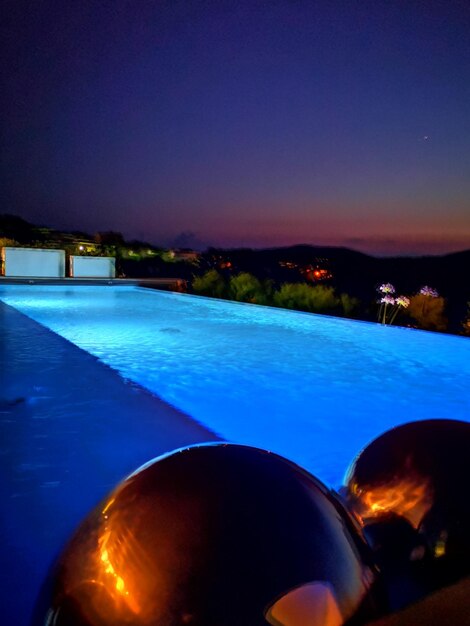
[0, 214, 47, 243]
[203, 245, 470, 332]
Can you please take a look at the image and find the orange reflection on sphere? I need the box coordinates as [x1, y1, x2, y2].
[350, 473, 433, 529]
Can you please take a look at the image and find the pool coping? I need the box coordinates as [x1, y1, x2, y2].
[0, 276, 185, 288]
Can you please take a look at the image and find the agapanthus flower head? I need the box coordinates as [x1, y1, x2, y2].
[396, 295, 410, 308]
[420, 286, 439, 297]
[378, 283, 395, 294]
[380, 295, 396, 305]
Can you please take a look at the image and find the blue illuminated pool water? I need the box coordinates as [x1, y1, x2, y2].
[2, 285, 470, 486]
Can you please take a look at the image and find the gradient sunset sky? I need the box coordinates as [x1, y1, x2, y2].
[1, 1, 470, 256]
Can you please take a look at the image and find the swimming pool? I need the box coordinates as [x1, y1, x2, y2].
[2, 284, 469, 487]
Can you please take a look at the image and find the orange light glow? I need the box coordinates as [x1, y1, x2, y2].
[93, 498, 143, 618]
[98, 528, 140, 614]
[102, 498, 115, 515]
[350, 474, 433, 528]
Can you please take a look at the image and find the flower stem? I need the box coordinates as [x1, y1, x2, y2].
[389, 307, 399, 325]
[382, 303, 387, 324]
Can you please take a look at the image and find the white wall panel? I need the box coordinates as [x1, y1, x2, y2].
[2, 247, 66, 277]
[70, 256, 116, 278]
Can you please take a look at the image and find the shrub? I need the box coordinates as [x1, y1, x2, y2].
[462, 302, 470, 336]
[407, 292, 447, 331]
[192, 270, 227, 298]
[273, 283, 339, 313]
[340, 293, 360, 317]
[229, 273, 269, 304]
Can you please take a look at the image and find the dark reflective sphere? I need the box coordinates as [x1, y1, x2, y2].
[45, 444, 377, 626]
[344, 419, 470, 587]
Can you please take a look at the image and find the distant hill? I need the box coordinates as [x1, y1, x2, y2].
[0, 214, 48, 243]
[204, 244, 470, 332]
[205, 243, 470, 295]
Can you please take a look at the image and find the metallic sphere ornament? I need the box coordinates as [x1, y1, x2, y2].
[344, 419, 470, 594]
[44, 443, 378, 626]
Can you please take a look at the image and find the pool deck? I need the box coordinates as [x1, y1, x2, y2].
[370, 576, 470, 625]
[0, 300, 218, 625]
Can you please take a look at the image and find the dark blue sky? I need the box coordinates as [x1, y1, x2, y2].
[1, 0, 470, 255]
